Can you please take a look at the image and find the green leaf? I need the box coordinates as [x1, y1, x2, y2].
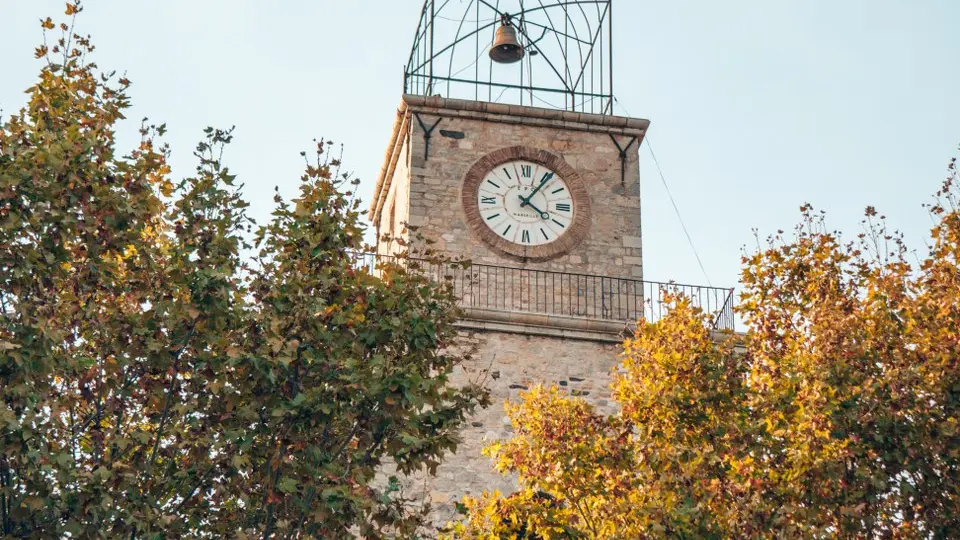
[278, 477, 298, 494]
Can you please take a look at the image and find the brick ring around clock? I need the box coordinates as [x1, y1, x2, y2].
[462, 146, 592, 262]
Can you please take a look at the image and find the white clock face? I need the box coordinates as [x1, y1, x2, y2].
[476, 160, 575, 246]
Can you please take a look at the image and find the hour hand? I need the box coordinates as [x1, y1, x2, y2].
[521, 198, 550, 220]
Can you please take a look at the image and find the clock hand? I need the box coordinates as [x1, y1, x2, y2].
[518, 196, 551, 220]
[520, 172, 556, 207]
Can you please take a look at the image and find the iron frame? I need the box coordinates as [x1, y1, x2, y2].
[404, 0, 615, 115]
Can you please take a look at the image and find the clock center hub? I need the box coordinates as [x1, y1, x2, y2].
[505, 186, 550, 222]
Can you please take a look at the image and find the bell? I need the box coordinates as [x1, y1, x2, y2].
[489, 21, 525, 64]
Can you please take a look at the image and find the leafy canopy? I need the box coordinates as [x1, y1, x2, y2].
[0, 5, 485, 538]
[447, 153, 960, 538]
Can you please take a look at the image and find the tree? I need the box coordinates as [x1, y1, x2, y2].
[446, 151, 960, 539]
[0, 6, 485, 537]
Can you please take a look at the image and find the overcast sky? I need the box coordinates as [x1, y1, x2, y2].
[1, 0, 957, 292]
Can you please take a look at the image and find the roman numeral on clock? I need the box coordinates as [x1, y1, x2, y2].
[556, 203, 571, 212]
[521, 165, 532, 178]
[481, 196, 496, 204]
[522, 230, 530, 244]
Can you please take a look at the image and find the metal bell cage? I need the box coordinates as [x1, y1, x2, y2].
[404, 0, 615, 115]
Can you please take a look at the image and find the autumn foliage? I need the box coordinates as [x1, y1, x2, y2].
[0, 5, 485, 538]
[448, 155, 960, 538]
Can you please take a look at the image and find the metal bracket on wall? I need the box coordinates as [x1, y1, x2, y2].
[413, 113, 443, 161]
[609, 134, 638, 186]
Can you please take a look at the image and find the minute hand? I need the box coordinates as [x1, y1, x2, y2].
[520, 172, 555, 206]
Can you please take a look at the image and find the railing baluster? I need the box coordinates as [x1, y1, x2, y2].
[577, 275, 582, 316]
[560, 273, 564, 316]
[535, 269, 539, 314]
[574, 275, 579, 316]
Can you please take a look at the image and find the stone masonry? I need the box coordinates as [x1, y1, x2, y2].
[368, 96, 650, 528]
[370, 95, 649, 277]
[429, 328, 625, 526]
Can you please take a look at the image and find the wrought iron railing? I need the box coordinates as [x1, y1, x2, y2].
[351, 252, 736, 332]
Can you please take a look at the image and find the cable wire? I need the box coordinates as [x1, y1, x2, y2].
[615, 98, 713, 286]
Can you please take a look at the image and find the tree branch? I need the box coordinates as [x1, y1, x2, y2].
[1, 458, 8, 535]
[568, 488, 599, 538]
[148, 327, 195, 469]
[261, 464, 283, 540]
[169, 467, 216, 517]
[286, 486, 317, 540]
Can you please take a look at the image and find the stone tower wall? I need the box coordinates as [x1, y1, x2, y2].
[371, 96, 648, 279]
[423, 328, 625, 527]
[367, 97, 650, 530]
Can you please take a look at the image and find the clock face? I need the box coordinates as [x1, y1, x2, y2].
[476, 160, 575, 247]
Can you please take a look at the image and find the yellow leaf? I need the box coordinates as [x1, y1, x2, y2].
[41, 17, 55, 30]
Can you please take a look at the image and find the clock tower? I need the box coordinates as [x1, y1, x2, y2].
[368, 1, 734, 524]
